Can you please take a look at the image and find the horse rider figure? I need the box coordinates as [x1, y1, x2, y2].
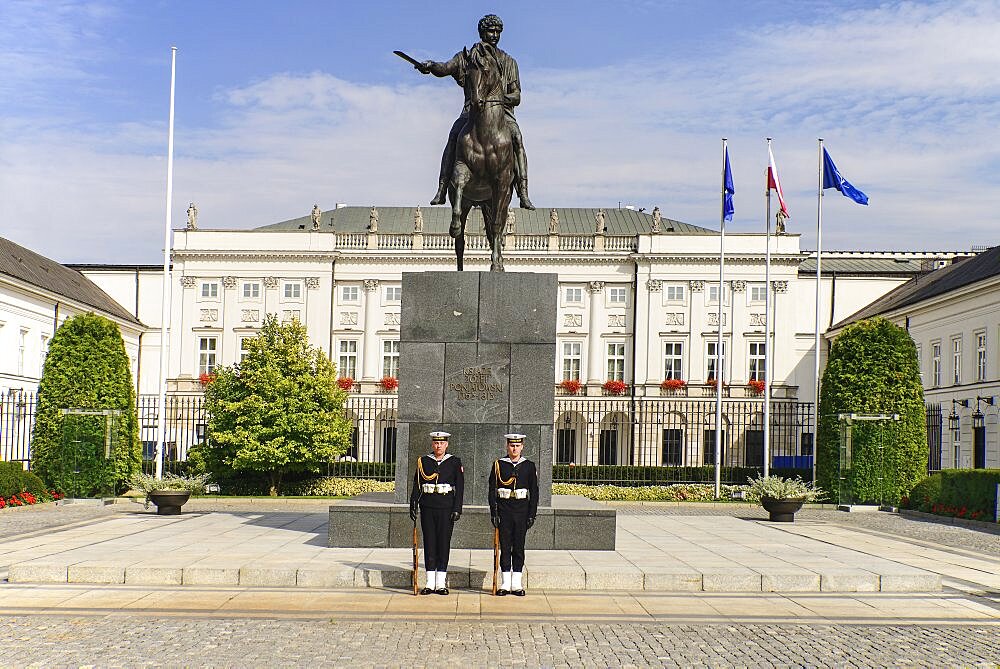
[413, 14, 535, 211]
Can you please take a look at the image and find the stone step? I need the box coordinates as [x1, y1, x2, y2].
[7, 560, 940, 593]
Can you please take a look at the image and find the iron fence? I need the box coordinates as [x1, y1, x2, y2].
[0, 390, 35, 465]
[926, 403, 943, 473]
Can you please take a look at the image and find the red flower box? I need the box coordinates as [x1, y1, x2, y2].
[747, 379, 766, 395]
[660, 378, 686, 391]
[337, 377, 355, 391]
[602, 380, 628, 396]
[559, 379, 582, 394]
[378, 376, 399, 392]
[199, 372, 217, 387]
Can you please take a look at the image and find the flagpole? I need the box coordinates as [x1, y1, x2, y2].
[715, 138, 727, 499]
[763, 139, 773, 478]
[155, 46, 177, 480]
[812, 138, 824, 485]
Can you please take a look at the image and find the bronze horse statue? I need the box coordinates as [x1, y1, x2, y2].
[448, 44, 515, 272]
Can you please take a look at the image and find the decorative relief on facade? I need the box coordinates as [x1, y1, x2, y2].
[180, 276, 197, 288]
[241, 309, 260, 323]
[384, 312, 401, 326]
[731, 280, 746, 293]
[587, 281, 605, 294]
[222, 276, 237, 289]
[608, 314, 626, 328]
[646, 279, 663, 292]
[282, 309, 301, 322]
[199, 309, 218, 322]
[340, 312, 359, 326]
[689, 280, 705, 293]
[563, 314, 583, 328]
[304, 277, 320, 289]
[771, 280, 788, 293]
[749, 313, 766, 326]
[707, 312, 727, 326]
[263, 276, 279, 288]
[363, 279, 379, 292]
[664, 313, 684, 326]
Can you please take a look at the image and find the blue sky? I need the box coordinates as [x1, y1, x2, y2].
[1, 0, 998, 263]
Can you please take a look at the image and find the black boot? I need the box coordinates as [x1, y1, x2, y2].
[516, 179, 535, 210]
[430, 180, 447, 205]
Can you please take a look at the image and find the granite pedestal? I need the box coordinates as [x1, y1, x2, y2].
[329, 271, 616, 550]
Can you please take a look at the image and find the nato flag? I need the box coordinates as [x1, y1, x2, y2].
[723, 147, 735, 221]
[822, 148, 869, 205]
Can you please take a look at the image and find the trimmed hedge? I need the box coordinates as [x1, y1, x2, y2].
[903, 470, 1000, 521]
[553, 465, 811, 487]
[0, 463, 48, 498]
[553, 482, 743, 501]
[292, 477, 394, 497]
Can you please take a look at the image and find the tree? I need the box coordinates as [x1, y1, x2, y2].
[30, 313, 141, 496]
[203, 315, 352, 494]
[816, 317, 927, 505]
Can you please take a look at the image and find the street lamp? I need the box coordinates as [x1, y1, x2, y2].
[948, 398, 968, 439]
[973, 395, 994, 429]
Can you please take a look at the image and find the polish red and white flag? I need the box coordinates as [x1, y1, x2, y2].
[767, 146, 790, 218]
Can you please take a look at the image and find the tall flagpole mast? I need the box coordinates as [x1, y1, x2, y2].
[155, 46, 177, 480]
[715, 138, 727, 499]
[763, 138, 773, 478]
[812, 138, 824, 485]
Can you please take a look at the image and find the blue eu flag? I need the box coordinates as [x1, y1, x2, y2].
[723, 147, 735, 221]
[822, 148, 869, 205]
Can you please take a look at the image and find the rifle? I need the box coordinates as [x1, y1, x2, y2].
[412, 513, 420, 596]
[393, 50, 423, 68]
[492, 525, 500, 596]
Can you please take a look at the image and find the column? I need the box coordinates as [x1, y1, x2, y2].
[362, 279, 380, 381]
[586, 281, 604, 384]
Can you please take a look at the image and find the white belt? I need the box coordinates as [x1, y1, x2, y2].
[497, 488, 529, 499]
[422, 483, 453, 494]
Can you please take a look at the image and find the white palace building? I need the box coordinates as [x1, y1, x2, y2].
[3, 205, 991, 471]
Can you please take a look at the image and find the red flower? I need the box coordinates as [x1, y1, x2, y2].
[0, 498, 6, 509]
[660, 378, 686, 391]
[199, 372, 217, 387]
[378, 376, 399, 392]
[19, 492, 36, 505]
[559, 379, 582, 394]
[705, 378, 728, 389]
[337, 377, 355, 391]
[602, 380, 628, 396]
[747, 379, 766, 395]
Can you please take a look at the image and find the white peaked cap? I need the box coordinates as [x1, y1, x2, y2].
[504, 433, 526, 442]
[430, 431, 451, 440]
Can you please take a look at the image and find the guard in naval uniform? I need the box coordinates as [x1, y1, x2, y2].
[410, 431, 464, 595]
[488, 433, 539, 596]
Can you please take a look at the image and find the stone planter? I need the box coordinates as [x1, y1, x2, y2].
[148, 490, 191, 515]
[760, 497, 805, 522]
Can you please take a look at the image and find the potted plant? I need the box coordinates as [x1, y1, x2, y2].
[746, 379, 766, 396]
[660, 378, 686, 394]
[128, 473, 211, 515]
[744, 475, 825, 522]
[378, 375, 399, 392]
[559, 378, 582, 395]
[602, 379, 628, 396]
[337, 376, 355, 391]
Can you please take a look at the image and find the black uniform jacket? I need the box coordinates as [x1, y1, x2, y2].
[410, 454, 464, 513]
[488, 457, 539, 519]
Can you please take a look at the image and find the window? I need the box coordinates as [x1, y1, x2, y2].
[703, 429, 726, 465]
[750, 284, 767, 302]
[198, 337, 217, 375]
[976, 332, 987, 382]
[608, 287, 627, 305]
[242, 282, 261, 299]
[606, 342, 626, 381]
[708, 284, 728, 304]
[556, 429, 576, 464]
[382, 340, 400, 377]
[665, 284, 685, 302]
[40, 334, 49, 372]
[239, 336, 253, 363]
[748, 342, 766, 382]
[338, 340, 358, 379]
[561, 342, 582, 381]
[341, 285, 360, 303]
[952, 337, 962, 385]
[384, 286, 402, 302]
[564, 287, 583, 304]
[706, 340, 727, 382]
[200, 281, 219, 299]
[17, 329, 27, 376]
[932, 342, 942, 387]
[664, 342, 683, 380]
[661, 429, 684, 466]
[283, 281, 302, 300]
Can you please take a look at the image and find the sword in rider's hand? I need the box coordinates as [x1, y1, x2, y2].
[394, 50, 426, 72]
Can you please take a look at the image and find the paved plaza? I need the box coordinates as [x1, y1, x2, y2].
[0, 500, 998, 667]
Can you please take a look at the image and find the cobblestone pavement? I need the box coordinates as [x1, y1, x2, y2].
[608, 503, 1000, 556]
[0, 616, 998, 668]
[0, 503, 114, 540]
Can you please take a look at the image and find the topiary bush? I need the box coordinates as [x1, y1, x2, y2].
[0, 463, 49, 498]
[817, 318, 926, 505]
[903, 473, 943, 513]
[29, 313, 141, 497]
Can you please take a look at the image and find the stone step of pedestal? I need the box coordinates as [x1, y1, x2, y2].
[6, 560, 941, 593]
